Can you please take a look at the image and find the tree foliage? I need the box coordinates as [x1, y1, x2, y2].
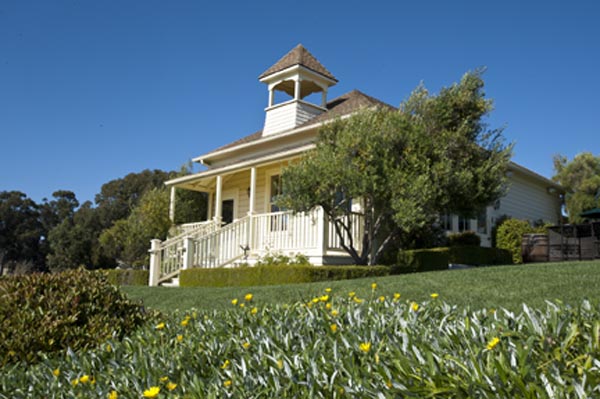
[280, 71, 512, 265]
[553, 152, 600, 223]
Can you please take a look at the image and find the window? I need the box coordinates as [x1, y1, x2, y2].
[477, 210, 487, 234]
[440, 213, 453, 231]
[221, 199, 234, 225]
[458, 216, 470, 232]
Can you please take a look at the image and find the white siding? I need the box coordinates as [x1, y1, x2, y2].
[263, 101, 324, 136]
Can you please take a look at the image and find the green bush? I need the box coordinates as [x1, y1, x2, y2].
[180, 264, 390, 287]
[103, 269, 149, 286]
[0, 269, 148, 365]
[496, 218, 545, 264]
[448, 246, 513, 266]
[394, 248, 449, 273]
[448, 231, 481, 247]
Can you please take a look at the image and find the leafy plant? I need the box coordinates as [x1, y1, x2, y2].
[496, 218, 546, 263]
[448, 230, 481, 247]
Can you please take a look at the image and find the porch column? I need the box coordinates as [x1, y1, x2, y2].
[148, 239, 161, 286]
[294, 78, 301, 100]
[168, 186, 176, 222]
[207, 192, 214, 221]
[248, 167, 257, 215]
[214, 175, 222, 225]
[321, 88, 328, 108]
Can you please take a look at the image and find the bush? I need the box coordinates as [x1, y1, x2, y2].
[496, 219, 545, 264]
[448, 231, 481, 247]
[103, 269, 149, 286]
[0, 269, 148, 365]
[448, 246, 513, 266]
[180, 264, 390, 287]
[394, 248, 449, 273]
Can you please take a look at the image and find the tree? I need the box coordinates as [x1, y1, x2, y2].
[553, 152, 600, 223]
[99, 187, 171, 267]
[0, 191, 45, 272]
[280, 71, 512, 265]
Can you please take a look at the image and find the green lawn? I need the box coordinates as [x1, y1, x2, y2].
[122, 260, 600, 313]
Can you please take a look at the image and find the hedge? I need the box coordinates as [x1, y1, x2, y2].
[0, 269, 148, 365]
[103, 269, 149, 286]
[180, 264, 390, 287]
[395, 246, 513, 273]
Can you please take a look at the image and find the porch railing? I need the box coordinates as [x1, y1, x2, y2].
[149, 207, 363, 285]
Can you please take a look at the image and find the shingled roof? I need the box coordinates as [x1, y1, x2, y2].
[259, 44, 337, 81]
[204, 90, 394, 156]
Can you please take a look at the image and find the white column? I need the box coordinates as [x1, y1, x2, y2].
[294, 78, 301, 100]
[168, 186, 176, 222]
[183, 237, 193, 270]
[214, 175, 222, 224]
[248, 167, 257, 215]
[207, 192, 213, 220]
[148, 239, 162, 286]
[321, 89, 328, 108]
[268, 89, 274, 107]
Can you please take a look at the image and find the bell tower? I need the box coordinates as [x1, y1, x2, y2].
[259, 44, 337, 136]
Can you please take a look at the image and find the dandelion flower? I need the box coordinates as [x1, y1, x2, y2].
[320, 295, 329, 302]
[371, 282, 377, 290]
[52, 368, 60, 377]
[486, 337, 500, 350]
[331, 309, 339, 317]
[250, 307, 258, 315]
[176, 334, 183, 343]
[181, 317, 190, 327]
[430, 293, 439, 299]
[106, 343, 112, 352]
[79, 375, 90, 384]
[242, 342, 250, 349]
[378, 296, 385, 302]
[244, 293, 253, 301]
[359, 342, 371, 353]
[330, 324, 338, 333]
[239, 303, 245, 308]
[166, 382, 177, 391]
[71, 379, 79, 387]
[143, 386, 160, 398]
[108, 390, 118, 399]
[277, 359, 284, 369]
[411, 302, 419, 312]
[155, 322, 165, 330]
[393, 293, 401, 301]
[159, 376, 169, 382]
[325, 288, 332, 293]
[231, 299, 238, 306]
[348, 291, 356, 298]
[353, 297, 364, 304]
[325, 302, 332, 310]
[224, 379, 232, 387]
[312, 297, 320, 303]
[221, 359, 230, 369]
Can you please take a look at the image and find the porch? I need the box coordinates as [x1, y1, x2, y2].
[148, 208, 363, 286]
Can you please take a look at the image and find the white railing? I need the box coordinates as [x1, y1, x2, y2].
[170, 220, 219, 240]
[149, 207, 363, 285]
[191, 216, 250, 268]
[328, 213, 364, 252]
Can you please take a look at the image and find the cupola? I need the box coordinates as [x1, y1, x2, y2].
[259, 44, 337, 136]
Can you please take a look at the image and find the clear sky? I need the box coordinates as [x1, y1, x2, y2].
[1, 0, 598, 205]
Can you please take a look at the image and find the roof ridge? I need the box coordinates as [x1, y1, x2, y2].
[259, 44, 337, 81]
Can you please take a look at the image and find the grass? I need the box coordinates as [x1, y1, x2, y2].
[122, 260, 600, 313]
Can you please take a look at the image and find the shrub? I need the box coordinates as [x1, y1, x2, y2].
[448, 231, 481, 247]
[0, 269, 148, 365]
[448, 246, 513, 266]
[180, 264, 390, 287]
[496, 219, 546, 264]
[394, 248, 449, 273]
[103, 269, 149, 286]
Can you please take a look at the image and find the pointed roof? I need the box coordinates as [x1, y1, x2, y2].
[259, 44, 337, 81]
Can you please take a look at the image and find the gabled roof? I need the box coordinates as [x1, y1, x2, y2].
[259, 44, 337, 81]
[202, 90, 394, 158]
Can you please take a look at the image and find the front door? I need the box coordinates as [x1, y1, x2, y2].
[222, 199, 234, 225]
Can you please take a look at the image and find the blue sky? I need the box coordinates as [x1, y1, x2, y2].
[1, 0, 598, 205]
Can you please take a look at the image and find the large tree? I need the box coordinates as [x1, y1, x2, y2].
[553, 152, 600, 223]
[279, 71, 512, 265]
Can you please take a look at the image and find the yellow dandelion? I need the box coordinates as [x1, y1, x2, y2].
[242, 342, 251, 349]
[143, 386, 160, 398]
[277, 359, 284, 369]
[239, 303, 245, 308]
[181, 317, 190, 327]
[250, 307, 258, 315]
[325, 302, 332, 310]
[244, 293, 253, 301]
[166, 381, 177, 391]
[224, 379, 232, 387]
[330, 323, 338, 333]
[79, 375, 90, 384]
[159, 376, 169, 382]
[331, 309, 339, 316]
[312, 297, 320, 303]
[386, 380, 392, 389]
[71, 379, 79, 387]
[108, 390, 118, 399]
[486, 337, 500, 350]
[155, 322, 165, 330]
[221, 359, 230, 369]
[379, 296, 385, 302]
[371, 282, 377, 290]
[353, 296, 364, 304]
[430, 293, 439, 299]
[52, 368, 60, 377]
[320, 295, 329, 302]
[231, 298, 238, 306]
[359, 342, 371, 353]
[411, 302, 419, 312]
[176, 334, 183, 343]
[325, 287, 332, 293]
[393, 293, 401, 301]
[348, 291, 356, 298]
